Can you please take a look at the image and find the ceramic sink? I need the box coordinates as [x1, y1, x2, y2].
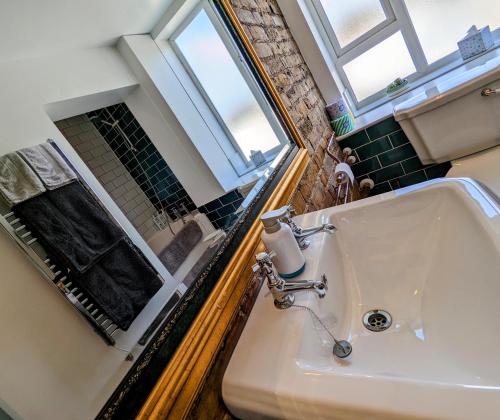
[222, 178, 500, 419]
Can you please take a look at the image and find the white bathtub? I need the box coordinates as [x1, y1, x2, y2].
[147, 213, 217, 283]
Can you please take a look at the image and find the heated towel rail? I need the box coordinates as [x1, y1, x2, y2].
[0, 205, 120, 345]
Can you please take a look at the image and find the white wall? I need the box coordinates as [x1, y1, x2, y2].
[0, 46, 178, 420]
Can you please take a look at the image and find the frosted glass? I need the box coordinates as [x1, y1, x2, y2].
[319, 0, 387, 47]
[176, 10, 280, 160]
[343, 31, 416, 101]
[405, 0, 500, 64]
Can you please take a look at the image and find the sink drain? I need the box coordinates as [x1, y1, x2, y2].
[363, 310, 392, 332]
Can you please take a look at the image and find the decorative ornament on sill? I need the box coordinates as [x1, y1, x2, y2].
[250, 149, 265, 167]
[457, 25, 493, 61]
[386, 77, 409, 97]
[326, 95, 354, 137]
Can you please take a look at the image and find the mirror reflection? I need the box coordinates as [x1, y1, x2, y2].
[57, 3, 290, 292]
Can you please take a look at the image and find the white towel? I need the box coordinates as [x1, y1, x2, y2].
[0, 153, 46, 207]
[18, 143, 76, 190]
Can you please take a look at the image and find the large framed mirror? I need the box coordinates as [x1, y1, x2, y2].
[0, 1, 308, 419]
[95, 1, 307, 417]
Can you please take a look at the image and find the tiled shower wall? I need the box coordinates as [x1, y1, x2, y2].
[340, 117, 451, 195]
[55, 115, 158, 240]
[88, 103, 245, 231]
[88, 103, 197, 218]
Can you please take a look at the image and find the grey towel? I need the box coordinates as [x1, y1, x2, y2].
[14, 181, 124, 273]
[73, 240, 163, 330]
[0, 153, 46, 207]
[158, 221, 203, 274]
[182, 244, 218, 288]
[18, 143, 76, 190]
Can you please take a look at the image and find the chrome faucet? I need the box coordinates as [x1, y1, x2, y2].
[280, 206, 336, 249]
[253, 251, 328, 309]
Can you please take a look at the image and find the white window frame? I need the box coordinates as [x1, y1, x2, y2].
[308, 0, 498, 110]
[168, 0, 289, 176]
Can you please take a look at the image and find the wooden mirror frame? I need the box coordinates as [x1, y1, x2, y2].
[98, 1, 310, 417]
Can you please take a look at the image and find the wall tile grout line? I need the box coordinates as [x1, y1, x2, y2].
[340, 117, 451, 196]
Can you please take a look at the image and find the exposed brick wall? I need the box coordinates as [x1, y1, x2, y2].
[187, 3, 349, 418]
[230, 0, 343, 214]
[56, 115, 158, 240]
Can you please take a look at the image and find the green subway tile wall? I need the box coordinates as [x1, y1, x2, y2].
[340, 117, 451, 196]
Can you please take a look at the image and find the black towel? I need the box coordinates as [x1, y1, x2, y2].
[158, 221, 202, 274]
[72, 240, 163, 330]
[15, 181, 124, 273]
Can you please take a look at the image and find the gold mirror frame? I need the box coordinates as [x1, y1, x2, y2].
[137, 1, 309, 417]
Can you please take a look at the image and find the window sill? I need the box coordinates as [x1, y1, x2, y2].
[338, 44, 500, 141]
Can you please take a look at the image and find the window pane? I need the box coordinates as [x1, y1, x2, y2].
[175, 9, 280, 160]
[405, 0, 500, 64]
[343, 31, 416, 101]
[319, 0, 387, 47]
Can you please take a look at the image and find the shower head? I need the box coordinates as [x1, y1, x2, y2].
[101, 120, 119, 128]
[90, 113, 138, 152]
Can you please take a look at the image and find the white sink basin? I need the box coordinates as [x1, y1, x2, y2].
[223, 178, 500, 419]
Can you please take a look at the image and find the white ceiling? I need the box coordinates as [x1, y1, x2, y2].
[0, 0, 173, 63]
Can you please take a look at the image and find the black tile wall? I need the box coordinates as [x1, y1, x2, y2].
[88, 103, 243, 228]
[88, 103, 197, 220]
[198, 189, 244, 231]
[340, 117, 451, 196]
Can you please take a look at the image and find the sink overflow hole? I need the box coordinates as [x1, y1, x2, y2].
[363, 310, 392, 332]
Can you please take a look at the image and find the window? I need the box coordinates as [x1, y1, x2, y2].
[170, 2, 288, 175]
[310, 0, 500, 108]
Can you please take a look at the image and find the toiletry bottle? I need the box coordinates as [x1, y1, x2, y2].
[261, 207, 305, 278]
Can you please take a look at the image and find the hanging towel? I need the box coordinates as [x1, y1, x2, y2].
[14, 181, 124, 273]
[73, 240, 163, 330]
[0, 153, 46, 207]
[18, 143, 76, 190]
[158, 221, 203, 274]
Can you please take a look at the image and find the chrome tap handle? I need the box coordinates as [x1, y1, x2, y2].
[299, 223, 336, 236]
[481, 87, 499, 96]
[280, 205, 303, 236]
[282, 274, 328, 298]
[253, 251, 281, 287]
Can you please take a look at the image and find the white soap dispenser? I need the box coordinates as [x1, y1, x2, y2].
[260, 207, 305, 278]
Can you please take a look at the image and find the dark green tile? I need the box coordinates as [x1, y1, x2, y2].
[366, 117, 400, 140]
[351, 157, 380, 177]
[425, 162, 451, 179]
[357, 136, 392, 160]
[379, 143, 415, 166]
[369, 181, 391, 196]
[389, 130, 410, 147]
[402, 156, 425, 174]
[339, 130, 370, 149]
[399, 170, 427, 187]
[371, 163, 404, 183]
